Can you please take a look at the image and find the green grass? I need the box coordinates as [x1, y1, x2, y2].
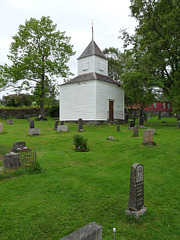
[0, 117, 179, 240]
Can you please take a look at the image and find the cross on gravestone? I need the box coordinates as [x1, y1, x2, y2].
[13, 142, 26, 152]
[143, 129, 154, 145]
[78, 118, 83, 131]
[117, 125, 120, 132]
[30, 121, 34, 128]
[0, 123, 3, 132]
[125, 163, 147, 219]
[133, 126, 138, 137]
[129, 120, 135, 129]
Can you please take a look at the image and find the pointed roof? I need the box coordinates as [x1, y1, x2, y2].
[77, 40, 107, 60]
[61, 72, 120, 86]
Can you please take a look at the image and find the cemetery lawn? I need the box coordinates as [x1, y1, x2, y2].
[0, 117, 179, 240]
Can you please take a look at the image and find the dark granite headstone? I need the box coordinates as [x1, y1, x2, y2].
[125, 163, 147, 219]
[139, 117, 144, 126]
[129, 120, 135, 128]
[158, 111, 161, 120]
[13, 142, 26, 152]
[54, 120, 59, 130]
[117, 125, 120, 132]
[30, 121, 34, 128]
[78, 118, 83, 131]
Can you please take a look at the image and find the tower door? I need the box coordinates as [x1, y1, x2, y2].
[109, 100, 114, 121]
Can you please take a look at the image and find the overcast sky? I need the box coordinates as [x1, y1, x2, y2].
[0, 0, 136, 97]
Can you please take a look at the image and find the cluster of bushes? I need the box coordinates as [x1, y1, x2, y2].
[1, 94, 32, 107]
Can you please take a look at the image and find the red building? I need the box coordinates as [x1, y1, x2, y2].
[144, 100, 172, 117]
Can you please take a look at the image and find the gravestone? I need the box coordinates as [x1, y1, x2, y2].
[158, 111, 161, 120]
[0, 123, 3, 132]
[117, 125, 120, 132]
[125, 163, 147, 219]
[13, 142, 26, 152]
[143, 129, 154, 145]
[28, 128, 41, 135]
[4, 153, 20, 169]
[59, 222, 102, 240]
[30, 120, 34, 128]
[138, 117, 144, 126]
[133, 126, 138, 137]
[177, 121, 180, 128]
[78, 118, 83, 131]
[57, 125, 68, 132]
[7, 120, 14, 125]
[54, 120, 60, 130]
[129, 120, 135, 129]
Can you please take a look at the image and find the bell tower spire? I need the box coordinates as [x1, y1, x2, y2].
[92, 21, 94, 41]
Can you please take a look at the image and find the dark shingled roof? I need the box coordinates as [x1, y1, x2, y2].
[77, 40, 107, 60]
[61, 72, 120, 86]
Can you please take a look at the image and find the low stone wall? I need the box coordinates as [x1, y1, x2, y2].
[0, 108, 49, 119]
[59, 222, 102, 240]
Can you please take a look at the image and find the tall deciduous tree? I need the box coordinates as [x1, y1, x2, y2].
[103, 47, 124, 82]
[120, 0, 180, 112]
[0, 16, 75, 116]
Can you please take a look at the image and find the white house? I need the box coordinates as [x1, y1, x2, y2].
[60, 37, 124, 122]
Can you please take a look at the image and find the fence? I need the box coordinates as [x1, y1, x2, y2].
[0, 144, 36, 168]
[18, 150, 36, 167]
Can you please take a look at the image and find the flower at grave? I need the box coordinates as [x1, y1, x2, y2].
[81, 148, 85, 151]
[17, 148, 22, 152]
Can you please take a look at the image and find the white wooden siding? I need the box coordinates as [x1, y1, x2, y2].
[60, 81, 96, 121]
[96, 81, 124, 120]
[78, 56, 108, 76]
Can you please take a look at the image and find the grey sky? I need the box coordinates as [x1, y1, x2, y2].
[0, 0, 136, 97]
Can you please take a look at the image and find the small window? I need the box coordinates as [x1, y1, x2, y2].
[98, 62, 105, 72]
[153, 103, 156, 108]
[162, 103, 166, 109]
[167, 103, 170, 109]
[82, 62, 89, 71]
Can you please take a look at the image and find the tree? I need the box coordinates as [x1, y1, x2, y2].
[0, 16, 75, 117]
[120, 0, 180, 112]
[103, 47, 124, 82]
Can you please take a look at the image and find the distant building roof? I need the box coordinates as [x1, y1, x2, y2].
[77, 40, 107, 60]
[61, 72, 120, 86]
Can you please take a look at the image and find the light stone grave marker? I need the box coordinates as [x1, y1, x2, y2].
[143, 129, 154, 145]
[57, 125, 68, 132]
[4, 153, 20, 169]
[0, 123, 3, 132]
[28, 128, 41, 135]
[133, 126, 138, 137]
[7, 120, 14, 125]
[125, 163, 147, 219]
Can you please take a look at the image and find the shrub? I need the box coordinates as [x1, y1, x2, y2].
[2, 94, 32, 107]
[49, 105, 59, 118]
[73, 135, 88, 151]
